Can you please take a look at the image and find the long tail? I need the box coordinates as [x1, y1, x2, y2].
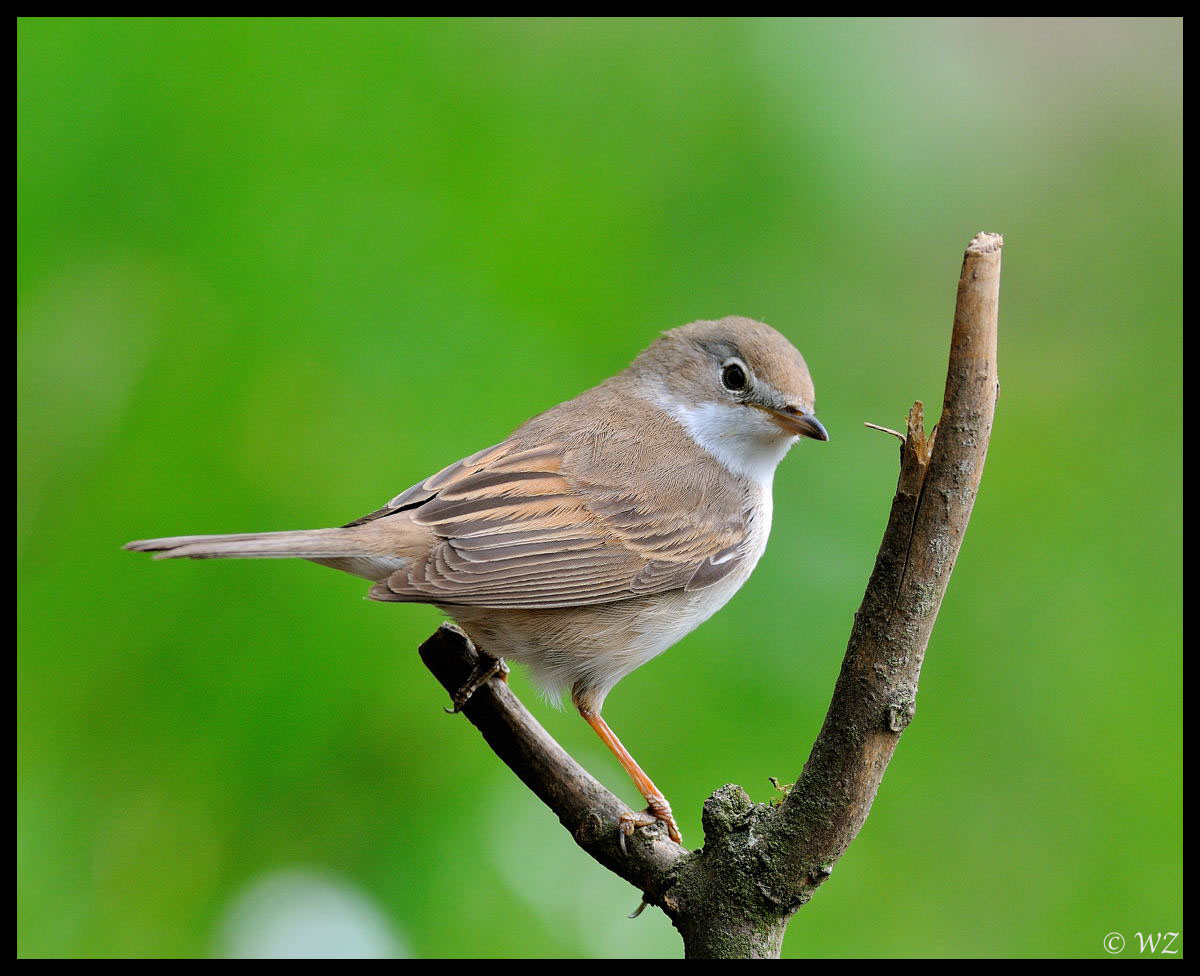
[124, 526, 412, 582]
[125, 528, 372, 560]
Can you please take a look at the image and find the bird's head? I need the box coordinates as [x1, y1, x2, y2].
[629, 316, 828, 482]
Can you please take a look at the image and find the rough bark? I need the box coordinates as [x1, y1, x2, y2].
[419, 232, 1002, 958]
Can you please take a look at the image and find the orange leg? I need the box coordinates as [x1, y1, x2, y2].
[579, 708, 682, 845]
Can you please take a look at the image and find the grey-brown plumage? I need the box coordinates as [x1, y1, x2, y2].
[127, 316, 828, 845]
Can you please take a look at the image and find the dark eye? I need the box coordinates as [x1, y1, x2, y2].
[721, 361, 747, 391]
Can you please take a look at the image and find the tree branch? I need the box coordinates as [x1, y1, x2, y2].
[418, 232, 1002, 958]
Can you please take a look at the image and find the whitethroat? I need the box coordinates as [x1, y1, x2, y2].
[127, 316, 828, 845]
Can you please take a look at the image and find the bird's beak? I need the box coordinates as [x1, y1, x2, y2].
[765, 407, 829, 441]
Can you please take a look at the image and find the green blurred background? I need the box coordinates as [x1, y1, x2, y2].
[18, 18, 1181, 959]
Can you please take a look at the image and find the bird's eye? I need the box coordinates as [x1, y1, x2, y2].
[721, 361, 748, 392]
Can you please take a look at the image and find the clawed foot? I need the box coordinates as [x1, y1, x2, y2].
[618, 795, 682, 851]
[445, 654, 509, 714]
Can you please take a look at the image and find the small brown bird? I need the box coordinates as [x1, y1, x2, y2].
[126, 316, 828, 845]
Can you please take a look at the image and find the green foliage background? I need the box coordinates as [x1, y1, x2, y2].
[18, 18, 1181, 959]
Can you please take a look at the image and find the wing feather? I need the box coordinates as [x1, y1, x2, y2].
[358, 439, 752, 608]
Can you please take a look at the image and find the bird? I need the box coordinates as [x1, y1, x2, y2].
[125, 316, 828, 846]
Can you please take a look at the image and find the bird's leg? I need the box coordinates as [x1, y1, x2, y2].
[445, 652, 509, 714]
[577, 707, 683, 846]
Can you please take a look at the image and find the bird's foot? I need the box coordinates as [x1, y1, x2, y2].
[445, 654, 509, 714]
[618, 795, 682, 851]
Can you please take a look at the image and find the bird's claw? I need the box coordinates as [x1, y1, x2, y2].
[444, 655, 509, 713]
[645, 794, 682, 845]
[618, 810, 659, 853]
[617, 797, 682, 852]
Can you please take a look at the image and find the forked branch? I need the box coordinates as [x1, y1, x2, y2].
[419, 232, 1003, 958]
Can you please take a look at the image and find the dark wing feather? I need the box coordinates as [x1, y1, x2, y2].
[362, 441, 752, 609]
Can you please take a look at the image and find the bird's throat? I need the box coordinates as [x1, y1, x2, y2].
[650, 395, 797, 489]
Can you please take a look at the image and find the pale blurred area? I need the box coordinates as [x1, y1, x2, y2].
[216, 868, 409, 959]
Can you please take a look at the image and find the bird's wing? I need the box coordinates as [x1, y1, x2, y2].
[353, 439, 754, 609]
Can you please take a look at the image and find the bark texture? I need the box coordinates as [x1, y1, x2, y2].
[419, 232, 1002, 958]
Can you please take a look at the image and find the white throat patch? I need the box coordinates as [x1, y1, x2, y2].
[653, 396, 797, 488]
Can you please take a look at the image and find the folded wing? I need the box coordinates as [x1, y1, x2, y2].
[357, 440, 751, 609]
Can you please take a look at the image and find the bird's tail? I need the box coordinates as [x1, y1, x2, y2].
[124, 527, 376, 560]
[124, 526, 415, 581]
